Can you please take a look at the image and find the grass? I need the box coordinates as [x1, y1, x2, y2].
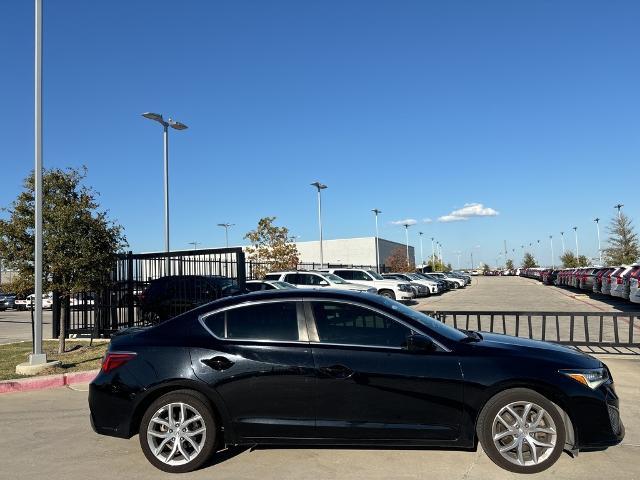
[0, 340, 108, 381]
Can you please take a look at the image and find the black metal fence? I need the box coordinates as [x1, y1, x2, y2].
[426, 311, 640, 351]
[54, 247, 246, 338]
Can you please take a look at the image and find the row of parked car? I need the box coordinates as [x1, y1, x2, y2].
[519, 265, 640, 303]
[0, 292, 96, 311]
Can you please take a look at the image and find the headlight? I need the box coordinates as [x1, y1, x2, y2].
[560, 368, 608, 389]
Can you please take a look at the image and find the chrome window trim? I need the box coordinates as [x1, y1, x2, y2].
[304, 297, 451, 353]
[198, 298, 310, 344]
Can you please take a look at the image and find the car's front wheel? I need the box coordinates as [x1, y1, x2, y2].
[139, 390, 217, 473]
[477, 388, 566, 474]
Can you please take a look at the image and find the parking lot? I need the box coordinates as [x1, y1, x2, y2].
[413, 275, 640, 313]
[0, 354, 637, 480]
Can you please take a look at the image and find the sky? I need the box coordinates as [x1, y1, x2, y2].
[1, 0, 639, 269]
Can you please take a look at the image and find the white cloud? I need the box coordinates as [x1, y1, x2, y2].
[437, 215, 468, 223]
[437, 203, 499, 223]
[422, 218, 433, 223]
[391, 218, 417, 226]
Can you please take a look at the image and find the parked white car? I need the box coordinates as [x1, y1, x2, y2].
[389, 273, 441, 295]
[17, 293, 53, 310]
[263, 271, 377, 294]
[321, 268, 414, 301]
[428, 272, 466, 289]
[609, 266, 631, 298]
[600, 267, 621, 296]
[628, 265, 640, 303]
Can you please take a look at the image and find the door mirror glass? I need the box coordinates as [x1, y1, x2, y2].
[403, 334, 436, 354]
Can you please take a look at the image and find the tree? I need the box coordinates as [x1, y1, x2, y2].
[505, 259, 514, 270]
[0, 167, 127, 353]
[560, 251, 590, 268]
[604, 213, 639, 265]
[482, 263, 491, 274]
[521, 252, 537, 268]
[385, 247, 415, 272]
[425, 256, 446, 272]
[245, 217, 299, 279]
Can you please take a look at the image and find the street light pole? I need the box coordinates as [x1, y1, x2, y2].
[142, 112, 188, 275]
[402, 223, 411, 267]
[560, 231, 565, 256]
[217, 223, 234, 248]
[431, 237, 435, 270]
[311, 182, 327, 266]
[418, 231, 424, 266]
[31, 0, 45, 364]
[549, 235, 554, 269]
[594, 218, 602, 264]
[614, 203, 624, 220]
[573, 226, 579, 262]
[372, 209, 381, 273]
[188, 241, 199, 251]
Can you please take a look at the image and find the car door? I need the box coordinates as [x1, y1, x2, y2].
[191, 299, 316, 440]
[307, 299, 464, 441]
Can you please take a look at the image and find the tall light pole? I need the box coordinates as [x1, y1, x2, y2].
[573, 226, 579, 262]
[614, 203, 624, 220]
[311, 182, 327, 266]
[418, 231, 424, 266]
[560, 231, 565, 256]
[188, 241, 199, 251]
[31, 0, 45, 365]
[431, 237, 436, 270]
[372, 209, 381, 272]
[594, 218, 602, 264]
[549, 235, 554, 268]
[142, 112, 188, 275]
[438, 242, 444, 270]
[217, 223, 234, 248]
[402, 223, 412, 267]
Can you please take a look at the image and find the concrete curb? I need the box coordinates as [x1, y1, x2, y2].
[0, 369, 99, 394]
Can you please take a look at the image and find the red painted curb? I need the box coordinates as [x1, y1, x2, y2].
[0, 369, 99, 394]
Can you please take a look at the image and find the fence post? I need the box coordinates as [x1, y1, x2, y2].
[127, 251, 134, 328]
[52, 291, 60, 338]
[237, 250, 247, 289]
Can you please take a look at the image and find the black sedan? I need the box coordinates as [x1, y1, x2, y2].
[89, 289, 623, 474]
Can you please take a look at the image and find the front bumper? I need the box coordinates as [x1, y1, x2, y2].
[572, 382, 625, 450]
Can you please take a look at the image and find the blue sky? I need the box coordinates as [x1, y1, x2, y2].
[1, 0, 639, 268]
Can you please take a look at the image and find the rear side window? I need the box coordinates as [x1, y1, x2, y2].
[263, 274, 281, 281]
[204, 302, 300, 341]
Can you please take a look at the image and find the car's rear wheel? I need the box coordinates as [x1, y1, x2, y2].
[140, 390, 217, 473]
[477, 388, 565, 474]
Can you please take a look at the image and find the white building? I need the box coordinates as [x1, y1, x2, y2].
[294, 237, 415, 267]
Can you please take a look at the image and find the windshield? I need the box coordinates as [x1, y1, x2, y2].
[405, 273, 422, 280]
[322, 273, 348, 284]
[381, 298, 468, 342]
[367, 270, 384, 280]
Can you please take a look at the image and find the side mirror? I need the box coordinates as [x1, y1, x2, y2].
[403, 334, 436, 354]
[319, 280, 329, 286]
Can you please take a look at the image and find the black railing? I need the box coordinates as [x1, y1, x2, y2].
[54, 247, 246, 338]
[426, 311, 640, 351]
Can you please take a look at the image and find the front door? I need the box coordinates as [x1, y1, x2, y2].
[307, 300, 463, 441]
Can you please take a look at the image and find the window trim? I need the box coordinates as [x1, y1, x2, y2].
[198, 298, 309, 344]
[304, 298, 450, 352]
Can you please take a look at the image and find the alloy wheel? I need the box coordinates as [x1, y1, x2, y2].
[491, 401, 557, 467]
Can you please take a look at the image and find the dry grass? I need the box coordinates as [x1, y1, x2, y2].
[0, 340, 108, 381]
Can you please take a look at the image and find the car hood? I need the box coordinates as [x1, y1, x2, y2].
[473, 332, 601, 368]
[374, 279, 409, 288]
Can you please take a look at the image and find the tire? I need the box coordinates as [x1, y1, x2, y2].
[139, 390, 217, 473]
[379, 290, 396, 300]
[477, 388, 565, 474]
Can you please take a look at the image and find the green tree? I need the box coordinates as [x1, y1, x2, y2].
[560, 251, 590, 267]
[0, 167, 127, 353]
[482, 263, 491, 274]
[604, 213, 639, 265]
[425, 256, 446, 272]
[245, 217, 299, 279]
[521, 252, 537, 268]
[385, 247, 415, 272]
[505, 259, 515, 270]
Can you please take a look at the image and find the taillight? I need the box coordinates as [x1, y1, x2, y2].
[101, 352, 136, 374]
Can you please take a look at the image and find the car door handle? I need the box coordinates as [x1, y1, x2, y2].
[202, 356, 235, 371]
[320, 364, 354, 379]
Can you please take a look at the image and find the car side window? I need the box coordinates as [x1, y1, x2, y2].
[204, 302, 300, 341]
[245, 283, 263, 292]
[311, 301, 411, 347]
[298, 274, 324, 286]
[352, 271, 371, 281]
[284, 273, 299, 284]
[335, 270, 354, 280]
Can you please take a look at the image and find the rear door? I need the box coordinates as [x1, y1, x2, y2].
[191, 300, 316, 440]
[307, 299, 463, 441]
